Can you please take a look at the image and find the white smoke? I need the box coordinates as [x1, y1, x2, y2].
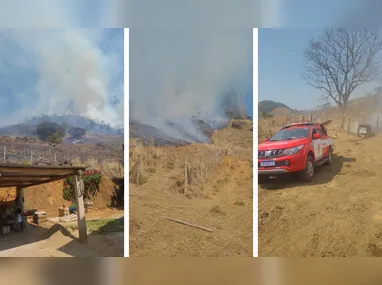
[0, 29, 123, 126]
[130, 29, 252, 142]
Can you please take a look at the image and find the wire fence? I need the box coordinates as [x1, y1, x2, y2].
[0, 141, 123, 167]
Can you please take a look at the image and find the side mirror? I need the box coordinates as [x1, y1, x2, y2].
[313, 133, 322, 140]
[263, 138, 269, 142]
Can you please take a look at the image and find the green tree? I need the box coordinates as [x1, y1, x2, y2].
[36, 122, 66, 143]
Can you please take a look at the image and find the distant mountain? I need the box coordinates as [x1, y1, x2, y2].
[259, 100, 294, 114]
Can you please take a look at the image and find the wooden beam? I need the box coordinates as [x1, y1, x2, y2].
[0, 177, 50, 182]
[0, 173, 65, 178]
[0, 183, 33, 188]
[74, 174, 87, 243]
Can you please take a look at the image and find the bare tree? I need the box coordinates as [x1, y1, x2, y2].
[303, 29, 382, 119]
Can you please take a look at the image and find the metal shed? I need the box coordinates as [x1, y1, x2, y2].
[0, 164, 88, 243]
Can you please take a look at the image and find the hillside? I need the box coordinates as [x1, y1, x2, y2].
[259, 100, 294, 114]
[130, 119, 253, 256]
[0, 114, 124, 137]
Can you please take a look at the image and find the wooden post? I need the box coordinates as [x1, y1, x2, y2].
[184, 157, 188, 194]
[3, 146, 5, 163]
[136, 155, 141, 186]
[268, 130, 272, 138]
[200, 158, 202, 181]
[16, 186, 24, 214]
[347, 117, 351, 135]
[74, 174, 87, 243]
[377, 116, 379, 130]
[310, 114, 313, 121]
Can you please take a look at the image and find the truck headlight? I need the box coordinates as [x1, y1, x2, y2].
[282, 145, 304, 156]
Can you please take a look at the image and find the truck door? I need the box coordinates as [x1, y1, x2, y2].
[312, 127, 323, 161]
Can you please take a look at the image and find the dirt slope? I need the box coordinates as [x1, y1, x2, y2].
[259, 131, 382, 257]
[0, 176, 118, 216]
[130, 120, 253, 256]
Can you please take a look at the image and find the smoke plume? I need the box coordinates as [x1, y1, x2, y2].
[130, 29, 252, 142]
[0, 29, 124, 127]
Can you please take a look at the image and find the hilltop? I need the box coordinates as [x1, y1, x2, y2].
[259, 100, 294, 114]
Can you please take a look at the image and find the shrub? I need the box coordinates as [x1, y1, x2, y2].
[36, 121, 66, 143]
[63, 169, 102, 201]
[68, 127, 86, 139]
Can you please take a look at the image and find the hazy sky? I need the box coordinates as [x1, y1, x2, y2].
[259, 28, 379, 110]
[130, 29, 252, 142]
[0, 28, 124, 126]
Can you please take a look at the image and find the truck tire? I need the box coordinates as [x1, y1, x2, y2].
[324, 147, 332, 165]
[299, 155, 315, 182]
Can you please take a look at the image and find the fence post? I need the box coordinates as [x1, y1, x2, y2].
[3, 146, 5, 163]
[347, 117, 351, 135]
[377, 116, 379, 130]
[184, 157, 188, 194]
[136, 155, 141, 186]
[200, 158, 202, 181]
[54, 153, 57, 165]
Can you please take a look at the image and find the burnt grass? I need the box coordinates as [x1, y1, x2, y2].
[0, 136, 123, 166]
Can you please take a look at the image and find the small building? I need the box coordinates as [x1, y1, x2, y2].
[0, 164, 88, 243]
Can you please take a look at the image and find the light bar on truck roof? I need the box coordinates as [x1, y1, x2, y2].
[281, 122, 314, 129]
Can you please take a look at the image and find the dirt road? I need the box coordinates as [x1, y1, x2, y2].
[259, 132, 382, 257]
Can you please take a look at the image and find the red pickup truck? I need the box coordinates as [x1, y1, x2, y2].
[258, 121, 334, 182]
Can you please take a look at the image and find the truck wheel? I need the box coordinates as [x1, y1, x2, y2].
[325, 148, 332, 165]
[299, 155, 315, 182]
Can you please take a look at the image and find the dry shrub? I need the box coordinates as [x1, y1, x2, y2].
[210, 205, 225, 215]
[100, 160, 124, 178]
[231, 121, 245, 129]
[129, 162, 148, 185]
[146, 167, 156, 173]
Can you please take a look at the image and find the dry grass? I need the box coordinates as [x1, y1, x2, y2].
[129, 120, 253, 256]
[71, 157, 124, 178]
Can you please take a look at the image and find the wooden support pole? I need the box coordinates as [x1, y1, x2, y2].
[136, 155, 141, 186]
[16, 186, 24, 214]
[74, 174, 87, 243]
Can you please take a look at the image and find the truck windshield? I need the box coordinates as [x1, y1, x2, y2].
[270, 127, 309, 141]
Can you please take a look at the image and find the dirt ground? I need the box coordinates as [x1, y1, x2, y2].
[130, 121, 253, 256]
[0, 209, 124, 257]
[0, 175, 124, 257]
[259, 131, 382, 257]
